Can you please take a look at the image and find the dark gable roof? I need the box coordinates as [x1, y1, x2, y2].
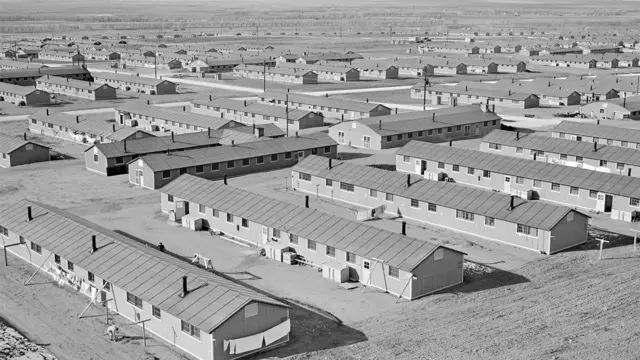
[139, 132, 337, 172]
[0, 132, 49, 154]
[293, 155, 582, 231]
[398, 140, 640, 198]
[346, 105, 501, 136]
[0, 65, 90, 79]
[0, 199, 287, 333]
[36, 75, 109, 91]
[482, 130, 640, 166]
[162, 174, 457, 272]
[90, 131, 223, 158]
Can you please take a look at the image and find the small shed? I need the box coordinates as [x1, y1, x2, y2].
[322, 260, 349, 283]
[264, 242, 290, 262]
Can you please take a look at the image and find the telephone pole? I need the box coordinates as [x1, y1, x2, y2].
[422, 67, 429, 111]
[154, 55, 157, 79]
[285, 92, 290, 137]
[256, 25, 259, 47]
[263, 60, 266, 92]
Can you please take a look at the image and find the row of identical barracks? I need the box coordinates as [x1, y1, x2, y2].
[327, 105, 501, 150]
[551, 120, 640, 149]
[291, 156, 589, 255]
[160, 174, 465, 300]
[0, 200, 291, 360]
[396, 140, 640, 222]
[481, 130, 640, 177]
[258, 90, 392, 120]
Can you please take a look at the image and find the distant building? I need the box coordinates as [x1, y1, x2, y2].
[0, 66, 92, 86]
[327, 106, 501, 150]
[233, 64, 318, 85]
[276, 63, 360, 82]
[258, 90, 391, 120]
[0, 83, 50, 106]
[36, 75, 116, 101]
[411, 84, 540, 109]
[191, 98, 324, 132]
[128, 132, 337, 190]
[92, 72, 177, 95]
[29, 111, 154, 145]
[115, 103, 244, 134]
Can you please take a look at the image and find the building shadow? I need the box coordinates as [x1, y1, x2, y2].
[447, 260, 529, 294]
[223, 271, 262, 281]
[336, 152, 373, 161]
[564, 227, 639, 252]
[367, 163, 396, 171]
[252, 298, 367, 359]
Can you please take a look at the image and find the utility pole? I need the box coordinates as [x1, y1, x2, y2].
[285, 92, 289, 137]
[263, 60, 266, 92]
[422, 67, 429, 111]
[389, 24, 392, 43]
[256, 25, 259, 47]
[154, 55, 157, 79]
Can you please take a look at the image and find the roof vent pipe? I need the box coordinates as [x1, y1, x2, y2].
[181, 275, 188, 297]
[533, 153, 537, 161]
[305, 195, 309, 208]
[510, 195, 515, 210]
[23, 133, 27, 141]
[26, 206, 32, 222]
[594, 142, 597, 152]
[516, 131, 520, 140]
[183, 106, 186, 112]
[231, 140, 235, 146]
[432, 113, 435, 122]
[629, 168, 632, 177]
[171, 132, 174, 142]
[223, 174, 227, 185]
[401, 221, 407, 235]
[91, 235, 97, 253]
[123, 139, 127, 153]
[147, 99, 150, 105]
[207, 127, 211, 138]
[76, 115, 79, 123]
[295, 131, 298, 137]
[209, 94, 212, 101]
[597, 119, 600, 125]
[406, 174, 411, 187]
[244, 100, 247, 107]
[379, 120, 382, 129]
[449, 140, 453, 147]
[46, 109, 49, 116]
